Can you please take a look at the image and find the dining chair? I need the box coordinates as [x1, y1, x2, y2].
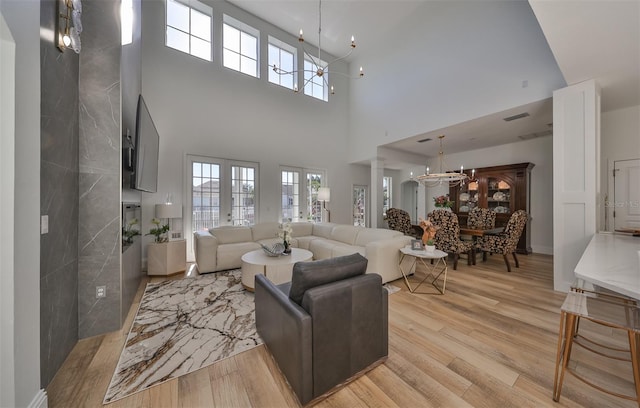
[385, 208, 421, 238]
[428, 209, 474, 270]
[477, 210, 528, 272]
[467, 207, 496, 230]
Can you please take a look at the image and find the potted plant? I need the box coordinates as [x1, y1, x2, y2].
[433, 195, 454, 209]
[425, 239, 436, 252]
[277, 223, 293, 254]
[147, 218, 170, 243]
[122, 218, 140, 246]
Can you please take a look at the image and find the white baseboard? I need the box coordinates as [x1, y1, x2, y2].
[28, 389, 47, 408]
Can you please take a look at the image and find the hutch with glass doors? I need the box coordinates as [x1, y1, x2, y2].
[449, 162, 534, 254]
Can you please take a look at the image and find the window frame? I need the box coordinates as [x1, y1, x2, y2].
[165, 0, 212, 61]
[280, 166, 326, 222]
[268, 36, 297, 90]
[383, 176, 392, 216]
[222, 14, 260, 78]
[303, 56, 329, 102]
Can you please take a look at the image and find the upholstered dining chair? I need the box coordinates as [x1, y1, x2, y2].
[477, 210, 528, 272]
[385, 208, 421, 238]
[428, 209, 474, 270]
[467, 207, 496, 230]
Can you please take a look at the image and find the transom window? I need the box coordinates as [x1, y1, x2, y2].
[165, 0, 212, 61]
[268, 36, 296, 90]
[304, 57, 328, 101]
[223, 15, 259, 77]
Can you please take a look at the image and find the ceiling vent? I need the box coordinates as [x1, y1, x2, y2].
[503, 112, 530, 122]
[417, 138, 432, 143]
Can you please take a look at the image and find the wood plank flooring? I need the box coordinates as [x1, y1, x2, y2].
[46, 254, 637, 407]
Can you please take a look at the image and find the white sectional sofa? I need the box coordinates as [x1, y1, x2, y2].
[193, 222, 411, 283]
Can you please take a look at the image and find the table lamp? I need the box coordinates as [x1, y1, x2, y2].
[155, 203, 183, 240]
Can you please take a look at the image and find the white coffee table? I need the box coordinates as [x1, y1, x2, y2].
[398, 246, 448, 294]
[241, 248, 313, 291]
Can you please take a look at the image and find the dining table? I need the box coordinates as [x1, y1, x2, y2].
[459, 227, 504, 264]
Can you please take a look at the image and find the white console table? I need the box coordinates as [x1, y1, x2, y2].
[574, 232, 640, 300]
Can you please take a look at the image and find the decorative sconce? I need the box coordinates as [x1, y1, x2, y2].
[57, 0, 83, 53]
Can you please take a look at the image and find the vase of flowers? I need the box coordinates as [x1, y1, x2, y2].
[433, 195, 454, 209]
[418, 217, 438, 247]
[278, 223, 293, 254]
[147, 218, 170, 243]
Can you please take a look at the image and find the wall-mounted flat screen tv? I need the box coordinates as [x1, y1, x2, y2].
[132, 95, 159, 193]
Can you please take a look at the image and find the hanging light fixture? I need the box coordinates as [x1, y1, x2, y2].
[271, 0, 363, 95]
[415, 135, 471, 187]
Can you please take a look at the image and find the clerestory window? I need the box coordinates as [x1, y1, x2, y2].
[165, 0, 212, 61]
[223, 15, 259, 78]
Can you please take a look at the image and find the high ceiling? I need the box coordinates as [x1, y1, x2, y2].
[228, 0, 639, 158]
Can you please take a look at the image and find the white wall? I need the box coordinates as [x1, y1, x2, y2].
[0, 0, 43, 406]
[601, 104, 640, 230]
[403, 136, 554, 254]
[348, 0, 565, 163]
[141, 0, 362, 260]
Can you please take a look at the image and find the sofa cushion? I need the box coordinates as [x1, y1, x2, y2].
[217, 242, 260, 270]
[354, 228, 402, 246]
[332, 244, 364, 258]
[294, 236, 316, 250]
[252, 222, 280, 241]
[312, 223, 336, 239]
[290, 222, 313, 237]
[210, 226, 253, 244]
[330, 225, 361, 245]
[309, 239, 339, 260]
[288, 253, 368, 305]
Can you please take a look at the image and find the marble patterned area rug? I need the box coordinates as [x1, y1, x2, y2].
[103, 269, 261, 404]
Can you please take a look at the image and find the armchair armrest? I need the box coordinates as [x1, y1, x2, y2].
[255, 275, 313, 405]
[193, 230, 219, 273]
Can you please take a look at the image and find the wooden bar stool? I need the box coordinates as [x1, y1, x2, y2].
[553, 290, 640, 406]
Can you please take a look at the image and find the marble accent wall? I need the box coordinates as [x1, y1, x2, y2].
[39, 0, 80, 388]
[78, 0, 122, 338]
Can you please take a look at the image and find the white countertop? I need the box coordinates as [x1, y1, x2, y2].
[574, 233, 640, 300]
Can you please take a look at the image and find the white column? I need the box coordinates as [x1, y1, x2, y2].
[370, 159, 384, 228]
[553, 79, 601, 292]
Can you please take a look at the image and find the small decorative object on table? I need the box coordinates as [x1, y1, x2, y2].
[418, 217, 438, 246]
[411, 239, 423, 251]
[146, 218, 169, 243]
[278, 222, 293, 254]
[425, 239, 435, 252]
[261, 242, 285, 257]
[433, 195, 454, 208]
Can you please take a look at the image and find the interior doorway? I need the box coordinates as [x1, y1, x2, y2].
[613, 158, 640, 230]
[400, 180, 419, 223]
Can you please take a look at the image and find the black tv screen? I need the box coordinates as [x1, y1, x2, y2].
[132, 95, 159, 193]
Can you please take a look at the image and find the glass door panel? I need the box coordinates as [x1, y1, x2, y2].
[487, 177, 512, 214]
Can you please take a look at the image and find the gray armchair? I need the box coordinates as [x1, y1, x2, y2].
[255, 253, 388, 406]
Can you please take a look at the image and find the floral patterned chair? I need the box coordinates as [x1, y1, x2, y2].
[477, 210, 528, 272]
[467, 207, 496, 230]
[428, 209, 474, 270]
[385, 208, 421, 238]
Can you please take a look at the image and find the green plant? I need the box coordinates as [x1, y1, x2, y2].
[122, 218, 140, 245]
[147, 218, 169, 243]
[426, 239, 434, 246]
[433, 195, 454, 208]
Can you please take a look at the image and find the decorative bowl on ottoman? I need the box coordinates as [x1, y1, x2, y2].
[261, 243, 285, 257]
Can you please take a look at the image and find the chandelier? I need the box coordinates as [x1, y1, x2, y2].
[415, 135, 471, 187]
[271, 0, 364, 95]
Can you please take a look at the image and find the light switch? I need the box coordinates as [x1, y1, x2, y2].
[41, 215, 48, 234]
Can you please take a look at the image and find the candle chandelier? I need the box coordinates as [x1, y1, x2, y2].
[415, 135, 471, 187]
[271, 0, 364, 95]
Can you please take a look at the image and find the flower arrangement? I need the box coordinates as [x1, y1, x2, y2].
[418, 217, 438, 246]
[277, 223, 293, 252]
[147, 218, 170, 243]
[433, 195, 454, 208]
[122, 218, 140, 245]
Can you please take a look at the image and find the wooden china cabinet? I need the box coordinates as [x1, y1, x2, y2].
[449, 162, 534, 254]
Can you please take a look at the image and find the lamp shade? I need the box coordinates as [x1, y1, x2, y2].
[155, 203, 182, 219]
[318, 187, 330, 202]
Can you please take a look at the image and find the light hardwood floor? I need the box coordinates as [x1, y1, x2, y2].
[47, 253, 637, 407]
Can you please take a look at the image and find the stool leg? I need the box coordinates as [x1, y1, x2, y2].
[554, 312, 577, 402]
[628, 331, 640, 407]
[553, 311, 567, 401]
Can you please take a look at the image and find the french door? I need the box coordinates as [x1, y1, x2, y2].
[186, 155, 259, 260]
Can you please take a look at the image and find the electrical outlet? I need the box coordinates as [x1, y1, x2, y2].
[96, 286, 106, 298]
